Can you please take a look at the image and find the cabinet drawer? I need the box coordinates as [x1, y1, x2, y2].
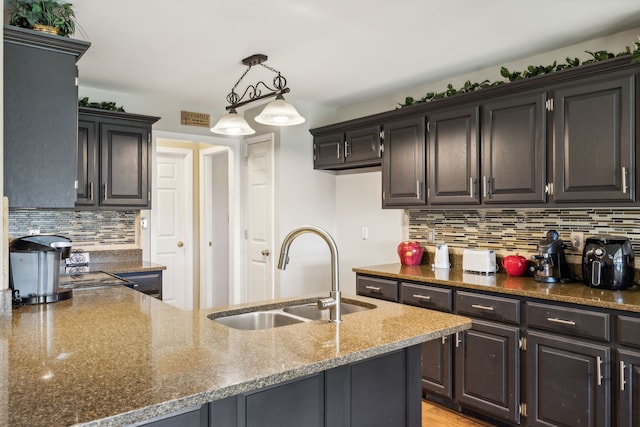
[356, 276, 398, 302]
[618, 315, 640, 348]
[400, 282, 452, 312]
[455, 291, 520, 324]
[527, 302, 610, 342]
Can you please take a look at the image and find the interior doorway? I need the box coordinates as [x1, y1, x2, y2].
[149, 131, 241, 310]
[200, 146, 231, 309]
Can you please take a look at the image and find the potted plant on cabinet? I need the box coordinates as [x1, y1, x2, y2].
[8, 0, 76, 37]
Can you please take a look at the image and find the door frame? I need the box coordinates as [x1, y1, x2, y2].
[152, 145, 194, 309]
[146, 130, 241, 309]
[243, 133, 275, 303]
[199, 145, 234, 308]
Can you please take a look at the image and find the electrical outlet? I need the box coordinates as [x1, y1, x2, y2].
[570, 231, 584, 252]
[427, 229, 436, 243]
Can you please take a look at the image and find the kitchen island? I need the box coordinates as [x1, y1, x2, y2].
[0, 286, 470, 426]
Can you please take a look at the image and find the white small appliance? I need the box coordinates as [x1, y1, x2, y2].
[462, 249, 498, 274]
[433, 243, 450, 269]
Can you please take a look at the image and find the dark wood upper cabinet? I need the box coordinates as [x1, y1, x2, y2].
[428, 106, 480, 205]
[481, 90, 547, 204]
[551, 70, 636, 203]
[77, 109, 160, 209]
[4, 26, 90, 208]
[311, 124, 381, 170]
[382, 116, 426, 207]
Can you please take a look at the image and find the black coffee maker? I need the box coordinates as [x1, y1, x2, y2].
[530, 230, 571, 283]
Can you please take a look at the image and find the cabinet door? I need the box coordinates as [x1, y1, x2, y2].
[482, 91, 547, 204]
[618, 349, 640, 427]
[382, 116, 426, 207]
[76, 119, 98, 207]
[345, 125, 382, 166]
[100, 122, 150, 207]
[313, 132, 344, 169]
[428, 106, 480, 205]
[527, 330, 610, 427]
[422, 336, 453, 399]
[4, 35, 80, 208]
[454, 319, 520, 424]
[551, 71, 635, 203]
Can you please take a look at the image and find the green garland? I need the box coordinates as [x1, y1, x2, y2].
[399, 37, 640, 108]
[78, 97, 125, 112]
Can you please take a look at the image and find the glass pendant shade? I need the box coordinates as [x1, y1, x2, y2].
[210, 110, 255, 136]
[255, 95, 306, 126]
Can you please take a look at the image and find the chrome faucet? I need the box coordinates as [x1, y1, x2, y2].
[277, 225, 342, 323]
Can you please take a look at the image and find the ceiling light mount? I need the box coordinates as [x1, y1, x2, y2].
[211, 54, 305, 136]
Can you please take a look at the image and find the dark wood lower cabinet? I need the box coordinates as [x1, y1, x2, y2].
[455, 320, 520, 425]
[617, 349, 640, 427]
[421, 336, 453, 399]
[526, 331, 611, 427]
[142, 346, 421, 427]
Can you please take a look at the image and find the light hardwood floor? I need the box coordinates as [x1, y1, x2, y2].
[422, 400, 495, 427]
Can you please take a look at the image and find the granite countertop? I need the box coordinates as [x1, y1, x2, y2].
[88, 260, 166, 275]
[354, 263, 640, 313]
[0, 288, 470, 427]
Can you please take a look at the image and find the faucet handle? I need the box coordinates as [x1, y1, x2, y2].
[317, 297, 337, 310]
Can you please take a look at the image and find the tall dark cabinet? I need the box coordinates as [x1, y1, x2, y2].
[381, 116, 426, 207]
[4, 25, 90, 208]
[427, 106, 480, 205]
[77, 108, 160, 209]
[551, 70, 635, 203]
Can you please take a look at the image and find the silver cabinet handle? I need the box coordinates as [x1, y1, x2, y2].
[345, 141, 350, 158]
[441, 335, 447, 344]
[413, 294, 432, 301]
[455, 331, 462, 348]
[416, 181, 421, 199]
[483, 176, 488, 197]
[471, 304, 494, 311]
[89, 182, 94, 201]
[546, 317, 576, 326]
[622, 166, 628, 194]
[103, 183, 107, 201]
[620, 360, 626, 391]
[261, 249, 270, 256]
[470, 177, 474, 198]
[336, 142, 341, 159]
[596, 356, 602, 386]
[365, 285, 381, 291]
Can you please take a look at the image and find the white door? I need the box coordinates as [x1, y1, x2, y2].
[154, 147, 193, 310]
[246, 134, 274, 303]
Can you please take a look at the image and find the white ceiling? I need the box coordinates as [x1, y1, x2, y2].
[71, 0, 640, 115]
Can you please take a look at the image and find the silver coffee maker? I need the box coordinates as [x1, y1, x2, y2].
[9, 235, 73, 305]
[530, 230, 571, 283]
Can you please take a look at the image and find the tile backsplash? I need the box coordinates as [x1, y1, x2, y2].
[408, 208, 640, 257]
[8, 210, 136, 246]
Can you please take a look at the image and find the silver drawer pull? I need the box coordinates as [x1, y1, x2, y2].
[365, 285, 381, 291]
[596, 356, 602, 386]
[413, 294, 432, 301]
[546, 317, 576, 326]
[620, 360, 626, 391]
[471, 304, 494, 311]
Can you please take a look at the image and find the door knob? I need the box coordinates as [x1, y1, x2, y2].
[261, 249, 270, 256]
[177, 241, 184, 247]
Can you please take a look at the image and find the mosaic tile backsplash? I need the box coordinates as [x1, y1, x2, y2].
[9, 210, 136, 246]
[408, 208, 640, 258]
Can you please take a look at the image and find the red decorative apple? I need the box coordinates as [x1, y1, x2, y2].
[397, 241, 424, 265]
[501, 254, 528, 276]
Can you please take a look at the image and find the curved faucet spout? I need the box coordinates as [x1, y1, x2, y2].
[277, 225, 341, 323]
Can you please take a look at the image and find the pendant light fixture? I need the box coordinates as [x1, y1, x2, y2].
[211, 54, 305, 136]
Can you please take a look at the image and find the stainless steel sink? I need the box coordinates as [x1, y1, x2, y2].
[283, 301, 372, 320]
[212, 311, 308, 330]
[209, 298, 376, 330]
